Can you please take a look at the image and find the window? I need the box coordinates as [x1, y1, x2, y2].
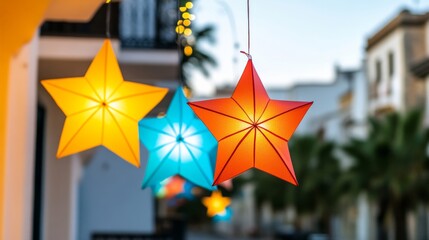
[388, 51, 394, 77]
[375, 59, 382, 84]
[375, 60, 383, 85]
[387, 51, 394, 95]
[371, 59, 382, 99]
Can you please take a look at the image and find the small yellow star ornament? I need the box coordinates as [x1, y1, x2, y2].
[202, 191, 231, 217]
[41, 39, 168, 167]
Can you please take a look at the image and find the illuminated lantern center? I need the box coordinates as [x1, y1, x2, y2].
[213, 201, 221, 208]
[176, 134, 184, 143]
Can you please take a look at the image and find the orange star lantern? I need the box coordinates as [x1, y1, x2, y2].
[42, 39, 168, 167]
[164, 176, 186, 199]
[202, 191, 231, 217]
[189, 58, 312, 185]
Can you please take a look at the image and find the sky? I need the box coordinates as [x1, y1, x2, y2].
[189, 0, 429, 95]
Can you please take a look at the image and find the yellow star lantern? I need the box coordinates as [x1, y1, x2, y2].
[202, 191, 231, 217]
[41, 39, 168, 167]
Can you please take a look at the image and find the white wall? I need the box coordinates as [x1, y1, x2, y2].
[39, 93, 155, 240]
[282, 76, 349, 142]
[3, 31, 39, 240]
[267, 68, 370, 143]
[349, 68, 368, 139]
[39, 37, 178, 65]
[39, 79, 81, 240]
[230, 183, 256, 235]
[366, 28, 405, 113]
[78, 147, 154, 240]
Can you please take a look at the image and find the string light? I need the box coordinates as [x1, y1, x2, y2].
[176, 25, 185, 34]
[176, 1, 195, 56]
[186, 2, 193, 9]
[184, 46, 193, 56]
[183, 20, 191, 27]
[182, 12, 191, 19]
[184, 28, 192, 36]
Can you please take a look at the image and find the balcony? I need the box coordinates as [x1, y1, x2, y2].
[41, 0, 178, 49]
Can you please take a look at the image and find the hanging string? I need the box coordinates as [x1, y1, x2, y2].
[240, 0, 251, 59]
[106, 0, 112, 39]
[247, 0, 250, 55]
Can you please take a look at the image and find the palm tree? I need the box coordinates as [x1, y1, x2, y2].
[251, 135, 341, 235]
[340, 135, 390, 240]
[289, 137, 341, 235]
[251, 136, 319, 216]
[341, 109, 429, 240]
[177, 0, 217, 86]
[179, 26, 217, 85]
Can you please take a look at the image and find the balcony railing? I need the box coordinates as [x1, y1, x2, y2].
[41, 3, 120, 39]
[41, 0, 177, 49]
[92, 233, 173, 240]
[120, 0, 177, 49]
[91, 217, 186, 240]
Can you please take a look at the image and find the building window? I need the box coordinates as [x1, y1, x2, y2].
[119, 0, 177, 48]
[388, 51, 394, 77]
[120, 0, 157, 41]
[387, 51, 394, 95]
[375, 59, 382, 84]
[371, 59, 382, 99]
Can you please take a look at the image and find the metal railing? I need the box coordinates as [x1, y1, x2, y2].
[92, 233, 173, 240]
[41, 0, 177, 49]
[120, 0, 177, 49]
[91, 217, 186, 240]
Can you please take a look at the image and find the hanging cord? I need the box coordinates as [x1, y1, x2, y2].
[106, 0, 112, 39]
[240, 0, 251, 59]
[247, 0, 250, 55]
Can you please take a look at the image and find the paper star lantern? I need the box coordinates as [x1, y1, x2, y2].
[203, 191, 231, 217]
[189, 59, 312, 185]
[152, 176, 186, 199]
[139, 88, 217, 190]
[152, 177, 198, 200]
[152, 178, 169, 199]
[41, 39, 168, 167]
[180, 181, 197, 200]
[164, 176, 186, 199]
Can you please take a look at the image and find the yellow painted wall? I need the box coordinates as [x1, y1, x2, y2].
[0, 1, 50, 238]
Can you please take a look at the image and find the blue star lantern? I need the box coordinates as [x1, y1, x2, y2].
[139, 88, 217, 190]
